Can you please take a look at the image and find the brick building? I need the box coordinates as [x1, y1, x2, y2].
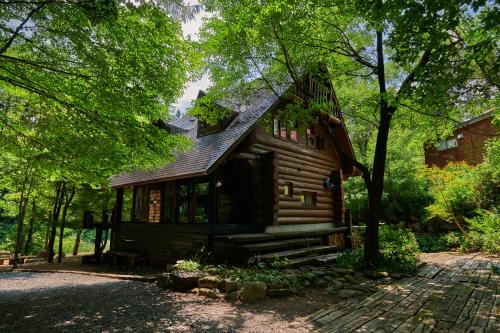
[424, 111, 498, 168]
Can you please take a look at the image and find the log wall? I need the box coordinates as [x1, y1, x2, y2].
[231, 125, 344, 226]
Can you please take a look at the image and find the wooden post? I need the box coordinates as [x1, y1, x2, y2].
[331, 170, 344, 227]
[111, 188, 123, 251]
[208, 172, 218, 252]
[344, 208, 353, 249]
[131, 186, 137, 223]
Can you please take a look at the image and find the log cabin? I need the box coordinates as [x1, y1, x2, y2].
[109, 73, 358, 266]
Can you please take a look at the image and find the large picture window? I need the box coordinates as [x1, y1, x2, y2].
[176, 180, 210, 224]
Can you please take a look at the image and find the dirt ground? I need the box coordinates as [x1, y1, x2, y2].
[0, 271, 344, 333]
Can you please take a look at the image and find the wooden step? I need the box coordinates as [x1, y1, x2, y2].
[214, 228, 344, 244]
[214, 233, 276, 243]
[287, 252, 340, 267]
[258, 245, 337, 262]
[239, 238, 322, 253]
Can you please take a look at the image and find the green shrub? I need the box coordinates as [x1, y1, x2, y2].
[378, 225, 420, 273]
[463, 209, 500, 253]
[416, 232, 463, 252]
[336, 248, 364, 270]
[424, 162, 478, 227]
[423, 138, 499, 230]
[335, 226, 420, 273]
[173, 260, 201, 272]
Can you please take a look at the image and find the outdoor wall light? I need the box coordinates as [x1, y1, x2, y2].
[323, 177, 334, 190]
[215, 179, 223, 188]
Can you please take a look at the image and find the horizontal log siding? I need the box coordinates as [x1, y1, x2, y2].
[250, 127, 342, 226]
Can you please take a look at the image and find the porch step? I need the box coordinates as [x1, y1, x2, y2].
[239, 238, 322, 253]
[258, 245, 337, 263]
[288, 252, 341, 267]
[214, 228, 343, 244]
[215, 233, 275, 243]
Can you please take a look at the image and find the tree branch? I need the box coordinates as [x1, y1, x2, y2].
[0, 2, 48, 55]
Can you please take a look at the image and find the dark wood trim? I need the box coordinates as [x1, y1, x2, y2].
[111, 188, 124, 250]
[131, 186, 137, 223]
[208, 172, 218, 225]
[160, 182, 166, 224]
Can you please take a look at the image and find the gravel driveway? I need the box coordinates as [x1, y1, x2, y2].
[0, 271, 332, 333]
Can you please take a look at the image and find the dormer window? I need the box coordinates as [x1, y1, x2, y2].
[197, 112, 237, 138]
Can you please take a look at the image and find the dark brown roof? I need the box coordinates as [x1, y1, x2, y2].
[110, 90, 279, 188]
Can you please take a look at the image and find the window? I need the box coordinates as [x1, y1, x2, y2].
[315, 135, 324, 151]
[177, 184, 190, 224]
[307, 126, 324, 150]
[176, 181, 210, 224]
[272, 118, 287, 139]
[300, 191, 317, 206]
[289, 121, 298, 142]
[284, 182, 293, 197]
[307, 127, 316, 147]
[447, 138, 458, 149]
[148, 189, 161, 223]
[194, 182, 209, 224]
[436, 137, 458, 151]
[273, 115, 299, 142]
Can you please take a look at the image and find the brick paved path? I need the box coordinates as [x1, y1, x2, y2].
[308, 252, 499, 332]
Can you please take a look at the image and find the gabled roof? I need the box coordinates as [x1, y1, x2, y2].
[110, 90, 279, 188]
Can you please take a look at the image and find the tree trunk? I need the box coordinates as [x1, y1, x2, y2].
[47, 182, 65, 263]
[73, 216, 83, 256]
[57, 186, 76, 263]
[23, 199, 37, 255]
[13, 196, 29, 269]
[363, 30, 394, 268]
[44, 211, 51, 257]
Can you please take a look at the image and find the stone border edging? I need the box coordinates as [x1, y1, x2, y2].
[12, 268, 157, 282]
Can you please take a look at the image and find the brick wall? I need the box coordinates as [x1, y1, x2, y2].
[148, 189, 161, 223]
[424, 116, 497, 168]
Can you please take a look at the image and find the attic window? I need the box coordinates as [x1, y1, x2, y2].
[273, 118, 287, 139]
[307, 127, 315, 146]
[306, 126, 324, 151]
[198, 121, 220, 137]
[289, 122, 298, 142]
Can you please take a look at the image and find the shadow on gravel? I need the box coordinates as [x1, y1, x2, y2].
[0, 272, 315, 333]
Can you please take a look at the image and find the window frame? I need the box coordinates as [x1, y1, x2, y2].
[284, 182, 294, 197]
[301, 191, 317, 207]
[436, 137, 458, 151]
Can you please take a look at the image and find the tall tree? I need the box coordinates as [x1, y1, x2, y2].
[199, 0, 498, 266]
[1, 1, 199, 262]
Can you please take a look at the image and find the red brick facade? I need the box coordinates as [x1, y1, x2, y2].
[424, 113, 498, 168]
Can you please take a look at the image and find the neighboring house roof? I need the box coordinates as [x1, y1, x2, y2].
[461, 110, 494, 129]
[110, 90, 279, 188]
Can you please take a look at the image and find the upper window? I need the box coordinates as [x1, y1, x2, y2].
[289, 121, 298, 142]
[436, 137, 458, 151]
[306, 126, 324, 151]
[273, 117, 298, 142]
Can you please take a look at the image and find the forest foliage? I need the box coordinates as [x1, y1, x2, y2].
[0, 0, 498, 265]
